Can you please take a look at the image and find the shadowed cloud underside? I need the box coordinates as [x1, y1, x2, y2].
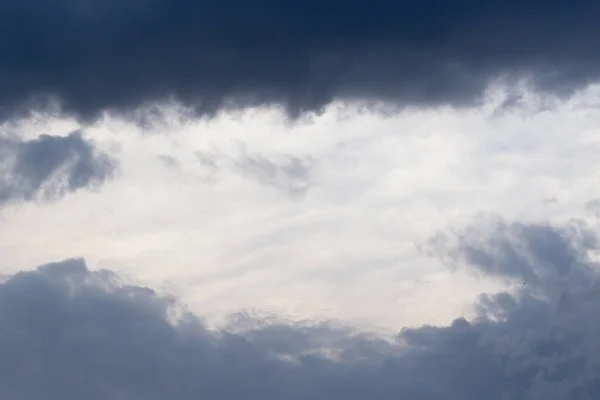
[1, 0, 600, 121]
[2, 219, 600, 399]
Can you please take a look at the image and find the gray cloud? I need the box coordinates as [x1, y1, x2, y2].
[424, 217, 597, 285]
[419, 217, 600, 399]
[2, 1, 600, 122]
[0, 132, 116, 205]
[585, 199, 600, 218]
[194, 145, 315, 197]
[4, 217, 600, 398]
[233, 152, 314, 199]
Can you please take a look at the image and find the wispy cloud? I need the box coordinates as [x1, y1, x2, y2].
[192, 143, 315, 198]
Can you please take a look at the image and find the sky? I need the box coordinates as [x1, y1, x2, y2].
[3, 1, 600, 398]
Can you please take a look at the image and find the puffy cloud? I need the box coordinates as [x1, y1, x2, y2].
[3, 218, 600, 398]
[419, 217, 600, 399]
[0, 132, 116, 205]
[1, 0, 600, 121]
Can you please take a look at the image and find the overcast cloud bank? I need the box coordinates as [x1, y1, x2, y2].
[0, 218, 598, 399]
[2, 0, 600, 121]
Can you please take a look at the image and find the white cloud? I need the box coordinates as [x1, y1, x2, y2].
[2, 86, 600, 330]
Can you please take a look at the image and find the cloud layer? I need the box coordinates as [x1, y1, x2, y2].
[0, 132, 116, 205]
[2, 218, 600, 399]
[190, 143, 315, 197]
[2, 0, 600, 121]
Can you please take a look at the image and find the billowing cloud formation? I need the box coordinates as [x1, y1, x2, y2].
[0, 132, 116, 205]
[2, 0, 600, 121]
[4, 218, 600, 399]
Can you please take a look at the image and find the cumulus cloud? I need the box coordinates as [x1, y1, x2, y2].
[2, 0, 600, 121]
[419, 217, 600, 399]
[3, 218, 600, 399]
[0, 131, 116, 205]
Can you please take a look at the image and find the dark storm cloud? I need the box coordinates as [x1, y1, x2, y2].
[4, 218, 600, 399]
[2, 0, 600, 121]
[0, 132, 116, 205]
